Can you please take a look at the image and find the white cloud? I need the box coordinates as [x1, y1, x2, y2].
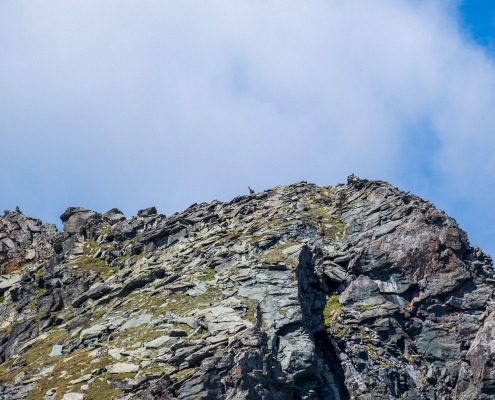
[1, 0, 495, 252]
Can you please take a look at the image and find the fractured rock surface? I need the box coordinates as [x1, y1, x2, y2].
[0, 176, 494, 399]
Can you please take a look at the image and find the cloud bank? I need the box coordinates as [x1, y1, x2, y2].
[1, 0, 495, 254]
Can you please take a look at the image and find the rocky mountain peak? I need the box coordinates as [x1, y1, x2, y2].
[0, 178, 494, 399]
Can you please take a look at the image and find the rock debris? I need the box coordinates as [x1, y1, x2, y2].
[0, 176, 494, 399]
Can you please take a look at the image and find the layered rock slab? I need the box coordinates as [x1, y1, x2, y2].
[0, 177, 494, 399]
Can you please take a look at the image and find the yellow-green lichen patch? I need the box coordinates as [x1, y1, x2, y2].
[355, 303, 373, 311]
[243, 299, 260, 326]
[131, 253, 147, 265]
[328, 320, 349, 339]
[305, 207, 345, 239]
[358, 328, 394, 368]
[307, 188, 334, 206]
[405, 353, 423, 366]
[258, 241, 300, 267]
[104, 292, 150, 317]
[193, 267, 216, 282]
[171, 367, 194, 382]
[85, 377, 123, 400]
[111, 325, 166, 346]
[2, 328, 70, 383]
[323, 293, 343, 324]
[156, 287, 223, 318]
[245, 218, 293, 245]
[34, 269, 46, 279]
[51, 354, 116, 399]
[67, 256, 114, 279]
[319, 293, 348, 339]
[102, 372, 136, 382]
[101, 223, 112, 236]
[83, 241, 100, 256]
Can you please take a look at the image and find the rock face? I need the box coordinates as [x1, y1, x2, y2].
[0, 176, 494, 399]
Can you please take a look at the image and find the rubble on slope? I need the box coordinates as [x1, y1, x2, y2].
[0, 176, 494, 399]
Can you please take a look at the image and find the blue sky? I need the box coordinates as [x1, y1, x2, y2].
[1, 1, 495, 256]
[460, 1, 495, 50]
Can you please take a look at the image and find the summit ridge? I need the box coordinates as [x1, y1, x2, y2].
[0, 176, 494, 399]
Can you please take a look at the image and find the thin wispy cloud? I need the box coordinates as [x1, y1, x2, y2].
[1, 1, 495, 254]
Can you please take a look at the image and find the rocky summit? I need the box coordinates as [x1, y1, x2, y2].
[0, 177, 495, 400]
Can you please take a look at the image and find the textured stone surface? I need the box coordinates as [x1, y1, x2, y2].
[0, 176, 494, 399]
[107, 363, 140, 374]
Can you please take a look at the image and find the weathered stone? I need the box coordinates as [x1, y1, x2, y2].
[0, 177, 494, 399]
[119, 313, 152, 330]
[61, 393, 84, 400]
[340, 275, 387, 307]
[0, 275, 22, 292]
[323, 264, 347, 282]
[60, 207, 100, 234]
[71, 282, 111, 307]
[108, 348, 123, 360]
[106, 362, 139, 374]
[68, 374, 92, 384]
[137, 207, 157, 217]
[48, 344, 63, 357]
[102, 208, 126, 225]
[144, 336, 173, 349]
[80, 324, 107, 340]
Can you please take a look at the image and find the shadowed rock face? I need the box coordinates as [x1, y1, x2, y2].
[0, 176, 494, 399]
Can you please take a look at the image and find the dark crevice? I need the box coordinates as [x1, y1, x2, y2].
[314, 330, 350, 400]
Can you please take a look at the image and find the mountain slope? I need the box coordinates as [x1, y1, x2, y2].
[0, 176, 494, 399]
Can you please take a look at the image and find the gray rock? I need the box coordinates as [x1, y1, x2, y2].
[119, 313, 152, 330]
[68, 374, 92, 384]
[71, 282, 111, 306]
[323, 263, 347, 282]
[61, 393, 84, 400]
[102, 208, 126, 225]
[340, 275, 387, 307]
[144, 336, 173, 349]
[137, 207, 157, 217]
[80, 324, 107, 340]
[1, 177, 495, 400]
[0, 275, 22, 291]
[60, 207, 100, 234]
[48, 344, 63, 357]
[106, 362, 139, 374]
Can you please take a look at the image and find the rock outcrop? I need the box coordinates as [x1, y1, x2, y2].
[0, 176, 494, 399]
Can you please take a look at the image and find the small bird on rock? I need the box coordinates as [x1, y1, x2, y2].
[248, 186, 255, 194]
